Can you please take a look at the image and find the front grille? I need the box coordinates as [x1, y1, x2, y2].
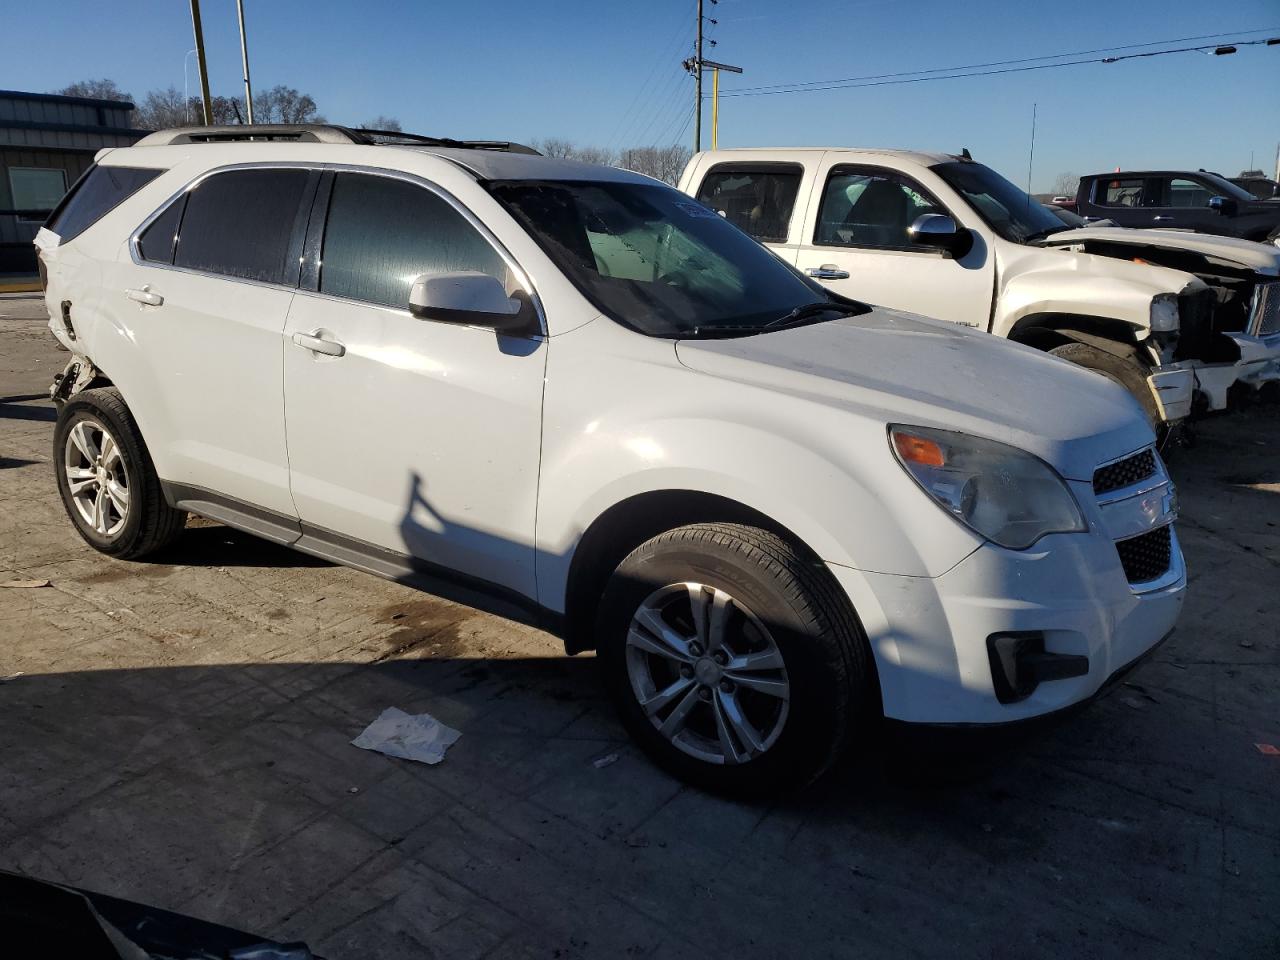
[1093, 449, 1156, 495]
[1250, 282, 1280, 337]
[1115, 526, 1172, 583]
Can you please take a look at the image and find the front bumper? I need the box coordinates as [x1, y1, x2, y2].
[828, 521, 1186, 725]
[1185, 331, 1280, 411]
[1146, 364, 1194, 422]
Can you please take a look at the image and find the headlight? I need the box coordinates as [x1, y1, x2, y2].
[888, 425, 1086, 549]
[1149, 293, 1179, 333]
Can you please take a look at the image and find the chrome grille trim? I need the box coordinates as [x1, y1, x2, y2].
[1249, 281, 1280, 338]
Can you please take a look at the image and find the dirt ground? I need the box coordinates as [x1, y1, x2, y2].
[2, 293, 1278, 959]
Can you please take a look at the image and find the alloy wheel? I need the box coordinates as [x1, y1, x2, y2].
[625, 582, 791, 765]
[64, 418, 130, 537]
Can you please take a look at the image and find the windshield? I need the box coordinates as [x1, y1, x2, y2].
[932, 161, 1068, 243]
[486, 179, 861, 337]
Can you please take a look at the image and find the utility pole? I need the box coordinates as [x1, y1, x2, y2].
[694, 0, 703, 152]
[189, 0, 213, 126]
[236, 0, 255, 123]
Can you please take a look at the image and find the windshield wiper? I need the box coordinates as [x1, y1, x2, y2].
[762, 301, 851, 330]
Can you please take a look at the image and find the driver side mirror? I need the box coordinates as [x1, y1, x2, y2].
[1208, 196, 1238, 217]
[408, 271, 536, 333]
[908, 214, 974, 259]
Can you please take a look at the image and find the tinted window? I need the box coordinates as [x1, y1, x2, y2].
[488, 179, 862, 338]
[1098, 178, 1146, 208]
[815, 170, 944, 248]
[319, 173, 508, 309]
[175, 169, 310, 284]
[695, 166, 801, 243]
[137, 198, 185, 264]
[1168, 178, 1214, 208]
[46, 165, 161, 242]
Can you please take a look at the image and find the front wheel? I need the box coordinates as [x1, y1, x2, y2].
[1048, 340, 1163, 427]
[597, 523, 874, 795]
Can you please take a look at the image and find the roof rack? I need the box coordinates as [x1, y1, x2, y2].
[133, 124, 541, 155]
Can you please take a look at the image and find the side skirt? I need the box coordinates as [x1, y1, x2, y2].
[162, 481, 567, 640]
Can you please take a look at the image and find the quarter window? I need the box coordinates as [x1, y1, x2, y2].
[695, 166, 801, 243]
[174, 169, 311, 285]
[45, 165, 161, 241]
[137, 198, 185, 264]
[815, 170, 943, 249]
[319, 173, 508, 310]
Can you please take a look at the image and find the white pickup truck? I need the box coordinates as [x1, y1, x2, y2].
[679, 149, 1280, 427]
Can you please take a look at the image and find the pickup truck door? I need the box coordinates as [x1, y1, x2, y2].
[792, 159, 994, 329]
[1143, 176, 1220, 233]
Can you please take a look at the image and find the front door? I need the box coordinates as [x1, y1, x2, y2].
[793, 162, 994, 328]
[282, 171, 546, 599]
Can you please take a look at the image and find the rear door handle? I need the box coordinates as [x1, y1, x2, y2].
[291, 330, 346, 357]
[805, 264, 851, 280]
[125, 286, 163, 306]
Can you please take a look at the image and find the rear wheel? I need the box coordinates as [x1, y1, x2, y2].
[53, 388, 186, 559]
[597, 523, 874, 795]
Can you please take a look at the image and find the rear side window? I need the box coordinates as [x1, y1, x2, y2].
[695, 165, 801, 243]
[319, 173, 508, 310]
[1097, 178, 1147, 208]
[45, 165, 161, 242]
[174, 169, 311, 285]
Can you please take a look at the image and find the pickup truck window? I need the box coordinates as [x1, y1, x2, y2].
[1168, 178, 1214, 209]
[931, 161, 1065, 243]
[1097, 178, 1149, 208]
[695, 164, 801, 243]
[815, 170, 943, 249]
[488, 179, 837, 337]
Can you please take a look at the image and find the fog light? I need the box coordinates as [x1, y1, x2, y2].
[986, 632, 1089, 704]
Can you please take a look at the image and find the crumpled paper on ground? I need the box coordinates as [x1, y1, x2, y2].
[351, 707, 461, 765]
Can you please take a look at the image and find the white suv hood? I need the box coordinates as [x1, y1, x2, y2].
[675, 307, 1154, 481]
[1044, 226, 1280, 275]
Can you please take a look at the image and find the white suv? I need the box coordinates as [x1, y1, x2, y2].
[38, 125, 1185, 793]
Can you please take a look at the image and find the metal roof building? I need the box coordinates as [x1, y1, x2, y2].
[1, 89, 147, 289]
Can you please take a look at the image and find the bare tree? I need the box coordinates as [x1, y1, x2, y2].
[619, 145, 693, 185]
[533, 137, 578, 159]
[1050, 171, 1079, 197]
[252, 86, 320, 124]
[133, 86, 196, 129]
[363, 115, 402, 132]
[55, 79, 133, 102]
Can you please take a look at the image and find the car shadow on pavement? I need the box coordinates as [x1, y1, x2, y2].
[0, 396, 56, 422]
[140, 522, 334, 569]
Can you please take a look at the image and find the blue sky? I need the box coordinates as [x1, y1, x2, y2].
[6, 0, 1278, 190]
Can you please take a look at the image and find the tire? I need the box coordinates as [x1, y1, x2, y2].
[1048, 340, 1161, 426]
[596, 523, 874, 795]
[53, 387, 186, 559]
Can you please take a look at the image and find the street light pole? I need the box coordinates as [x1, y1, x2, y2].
[236, 0, 255, 124]
[188, 0, 213, 126]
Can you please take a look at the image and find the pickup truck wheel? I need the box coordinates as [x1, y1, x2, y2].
[1048, 341, 1159, 426]
[53, 388, 186, 559]
[597, 523, 872, 795]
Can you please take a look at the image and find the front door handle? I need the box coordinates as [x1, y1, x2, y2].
[1152, 215, 1174, 223]
[125, 286, 163, 306]
[805, 264, 851, 280]
[291, 330, 346, 357]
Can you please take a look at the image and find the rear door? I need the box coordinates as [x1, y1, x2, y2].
[792, 160, 993, 327]
[114, 166, 316, 519]
[692, 162, 806, 265]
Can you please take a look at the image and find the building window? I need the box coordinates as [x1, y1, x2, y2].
[9, 168, 68, 221]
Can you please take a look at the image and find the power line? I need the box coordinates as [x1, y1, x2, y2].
[720, 28, 1280, 99]
[607, 4, 689, 150]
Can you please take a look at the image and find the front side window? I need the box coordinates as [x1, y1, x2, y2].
[1167, 178, 1214, 209]
[174, 169, 311, 285]
[319, 173, 509, 310]
[815, 170, 944, 249]
[488, 178, 858, 338]
[45, 164, 160, 241]
[9, 168, 67, 222]
[695, 165, 801, 243]
[932, 161, 1066, 243]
